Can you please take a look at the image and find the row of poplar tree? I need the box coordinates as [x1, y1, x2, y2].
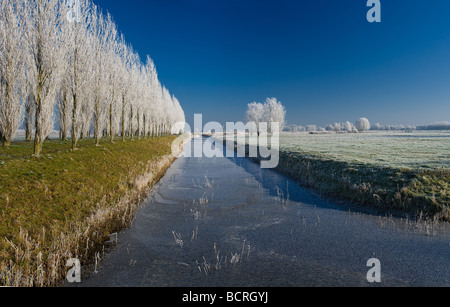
[0, 0, 186, 155]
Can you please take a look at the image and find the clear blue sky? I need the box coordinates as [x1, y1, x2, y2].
[94, 0, 450, 127]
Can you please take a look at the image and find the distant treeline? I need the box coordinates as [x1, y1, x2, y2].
[416, 122, 450, 131]
[285, 121, 450, 132]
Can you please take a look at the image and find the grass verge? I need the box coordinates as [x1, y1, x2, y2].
[0, 136, 183, 286]
[275, 150, 450, 220]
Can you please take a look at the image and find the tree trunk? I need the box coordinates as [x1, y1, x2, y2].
[71, 94, 78, 151]
[25, 98, 34, 141]
[33, 100, 42, 156]
[130, 105, 134, 140]
[109, 102, 114, 143]
[94, 99, 100, 145]
[2, 82, 14, 147]
[121, 98, 125, 142]
[137, 111, 141, 139]
[143, 114, 146, 139]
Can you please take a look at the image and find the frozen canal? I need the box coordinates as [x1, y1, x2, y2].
[77, 137, 450, 286]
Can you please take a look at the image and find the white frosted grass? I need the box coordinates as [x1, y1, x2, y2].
[281, 131, 450, 170]
[231, 131, 450, 170]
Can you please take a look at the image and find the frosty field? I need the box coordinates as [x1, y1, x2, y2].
[279, 131, 450, 170]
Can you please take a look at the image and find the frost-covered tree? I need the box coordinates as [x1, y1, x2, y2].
[143, 56, 161, 137]
[172, 95, 186, 134]
[284, 124, 305, 132]
[344, 121, 354, 133]
[131, 65, 144, 139]
[306, 125, 317, 132]
[57, 84, 71, 140]
[104, 22, 121, 142]
[117, 40, 135, 141]
[0, 0, 26, 147]
[246, 102, 264, 135]
[61, 0, 95, 149]
[90, 7, 111, 145]
[263, 97, 286, 133]
[161, 86, 175, 136]
[246, 97, 286, 135]
[127, 52, 141, 140]
[23, 0, 65, 155]
[332, 122, 341, 132]
[151, 70, 164, 137]
[0, 0, 185, 151]
[355, 117, 371, 132]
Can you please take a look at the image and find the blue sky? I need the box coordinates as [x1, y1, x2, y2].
[94, 0, 450, 127]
